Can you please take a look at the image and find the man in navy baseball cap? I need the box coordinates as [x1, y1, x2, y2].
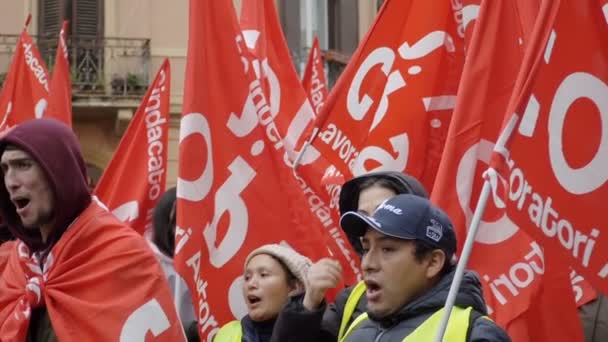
[337, 194, 509, 341]
[341, 193, 457, 263]
[276, 173, 434, 342]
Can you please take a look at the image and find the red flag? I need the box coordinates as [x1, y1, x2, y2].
[239, 0, 361, 287]
[311, 0, 465, 192]
[239, 0, 320, 165]
[302, 36, 328, 116]
[461, 0, 481, 51]
[46, 20, 72, 127]
[0, 202, 185, 341]
[432, 1, 590, 340]
[174, 1, 334, 340]
[461, 0, 538, 52]
[490, 0, 608, 297]
[0, 17, 50, 131]
[94, 59, 171, 236]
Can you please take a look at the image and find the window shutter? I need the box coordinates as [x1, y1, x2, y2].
[39, 0, 63, 38]
[73, 0, 103, 38]
[38, 0, 66, 65]
[328, 0, 358, 55]
[69, 0, 104, 90]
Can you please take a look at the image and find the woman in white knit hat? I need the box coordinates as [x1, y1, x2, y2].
[215, 244, 312, 342]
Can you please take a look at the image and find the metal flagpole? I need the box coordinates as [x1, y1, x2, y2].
[434, 179, 492, 342]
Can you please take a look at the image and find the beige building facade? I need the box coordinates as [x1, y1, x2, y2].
[0, 0, 382, 187]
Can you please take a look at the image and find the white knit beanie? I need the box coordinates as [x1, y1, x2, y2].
[245, 244, 312, 293]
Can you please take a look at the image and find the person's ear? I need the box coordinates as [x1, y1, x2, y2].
[425, 249, 446, 279]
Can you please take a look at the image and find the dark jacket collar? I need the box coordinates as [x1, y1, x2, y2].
[369, 270, 487, 328]
[241, 315, 277, 342]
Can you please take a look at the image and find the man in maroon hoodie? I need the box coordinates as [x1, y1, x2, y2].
[0, 119, 185, 341]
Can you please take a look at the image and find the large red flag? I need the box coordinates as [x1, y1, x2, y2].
[94, 59, 171, 236]
[239, 0, 321, 166]
[461, 0, 481, 51]
[46, 20, 72, 127]
[431, 1, 590, 340]
[490, 0, 608, 297]
[0, 17, 50, 131]
[311, 0, 465, 191]
[174, 1, 334, 340]
[302, 36, 328, 116]
[239, 0, 361, 287]
[0, 202, 185, 341]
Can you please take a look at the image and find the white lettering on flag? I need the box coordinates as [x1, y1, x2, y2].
[599, 263, 608, 278]
[422, 95, 457, 112]
[518, 95, 540, 137]
[544, 30, 557, 64]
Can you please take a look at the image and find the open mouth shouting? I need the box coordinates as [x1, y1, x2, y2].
[11, 196, 31, 217]
[246, 294, 263, 308]
[365, 278, 383, 302]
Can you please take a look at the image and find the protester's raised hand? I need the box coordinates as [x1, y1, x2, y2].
[303, 258, 342, 311]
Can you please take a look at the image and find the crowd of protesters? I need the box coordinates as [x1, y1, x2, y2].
[0, 119, 606, 341]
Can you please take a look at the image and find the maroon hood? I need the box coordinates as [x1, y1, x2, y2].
[0, 119, 91, 251]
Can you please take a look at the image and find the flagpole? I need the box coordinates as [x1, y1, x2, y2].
[291, 140, 310, 173]
[291, 125, 319, 172]
[434, 179, 492, 342]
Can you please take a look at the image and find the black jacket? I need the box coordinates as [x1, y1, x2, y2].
[272, 282, 368, 342]
[272, 271, 510, 342]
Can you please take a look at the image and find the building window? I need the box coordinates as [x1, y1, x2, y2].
[38, 0, 104, 89]
[38, 0, 65, 40]
[279, 0, 359, 55]
[72, 0, 104, 38]
[279, 0, 357, 87]
[37, 0, 68, 64]
[38, 0, 104, 40]
[327, 0, 359, 56]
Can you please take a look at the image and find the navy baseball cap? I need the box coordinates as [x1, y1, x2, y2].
[340, 194, 457, 260]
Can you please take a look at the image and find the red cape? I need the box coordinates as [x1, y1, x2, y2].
[0, 201, 185, 341]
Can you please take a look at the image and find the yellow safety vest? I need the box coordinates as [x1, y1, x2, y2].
[214, 320, 242, 342]
[338, 280, 367, 341]
[340, 306, 476, 342]
[216, 282, 367, 342]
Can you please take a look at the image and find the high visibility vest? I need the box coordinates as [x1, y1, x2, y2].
[338, 280, 367, 341]
[340, 306, 479, 342]
[214, 320, 242, 342]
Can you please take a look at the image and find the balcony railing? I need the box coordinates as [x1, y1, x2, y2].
[0, 34, 150, 98]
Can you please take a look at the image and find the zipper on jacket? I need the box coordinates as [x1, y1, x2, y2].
[374, 329, 386, 342]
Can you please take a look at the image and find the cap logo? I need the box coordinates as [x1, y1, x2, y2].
[377, 201, 403, 215]
[426, 218, 443, 242]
